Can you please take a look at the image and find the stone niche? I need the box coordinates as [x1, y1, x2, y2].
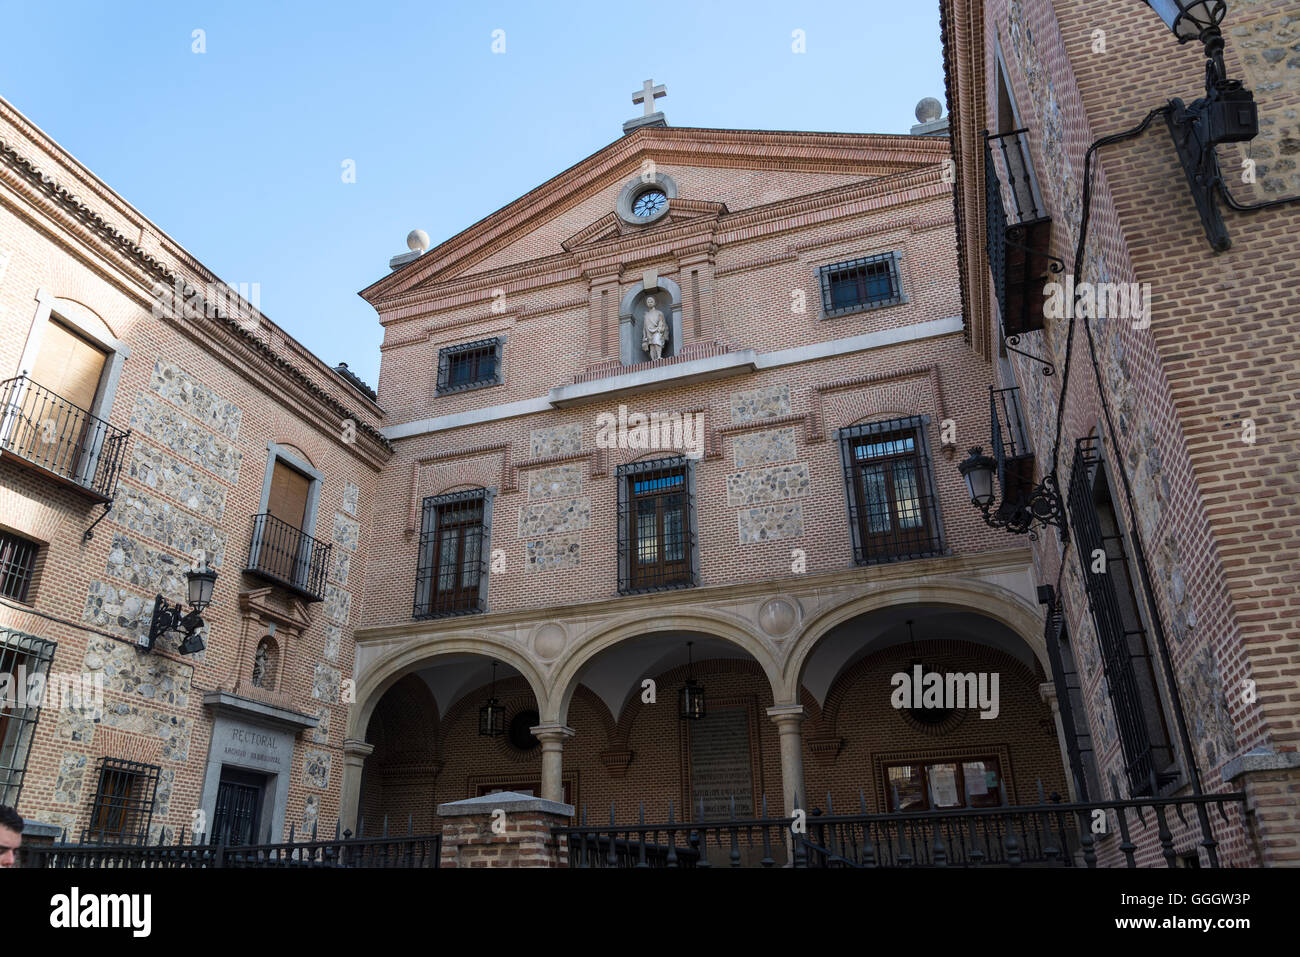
[619, 276, 683, 365]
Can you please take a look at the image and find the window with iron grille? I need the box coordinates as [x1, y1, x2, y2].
[617, 456, 696, 595]
[1068, 436, 1177, 796]
[436, 337, 504, 395]
[0, 626, 56, 806]
[0, 530, 38, 602]
[1043, 606, 1102, 804]
[838, 417, 944, 565]
[86, 757, 160, 842]
[414, 488, 492, 619]
[817, 252, 905, 318]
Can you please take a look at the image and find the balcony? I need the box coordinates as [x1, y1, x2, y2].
[984, 129, 1057, 338]
[0, 375, 130, 503]
[244, 512, 331, 602]
[990, 386, 1035, 521]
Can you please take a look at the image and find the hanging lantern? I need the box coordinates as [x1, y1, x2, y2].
[679, 641, 706, 720]
[479, 662, 506, 737]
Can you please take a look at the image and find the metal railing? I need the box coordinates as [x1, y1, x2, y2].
[0, 375, 129, 501]
[983, 130, 1058, 339]
[245, 512, 332, 601]
[554, 792, 1246, 868]
[28, 822, 440, 869]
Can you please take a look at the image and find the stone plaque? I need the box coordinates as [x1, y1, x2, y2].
[689, 707, 755, 820]
[216, 723, 290, 774]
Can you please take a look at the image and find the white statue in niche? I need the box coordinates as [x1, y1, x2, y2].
[641, 295, 669, 361]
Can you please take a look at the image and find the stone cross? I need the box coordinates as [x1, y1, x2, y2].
[633, 79, 666, 116]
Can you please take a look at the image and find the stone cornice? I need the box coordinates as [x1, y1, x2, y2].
[360, 126, 952, 305]
[0, 128, 392, 461]
[355, 546, 1034, 643]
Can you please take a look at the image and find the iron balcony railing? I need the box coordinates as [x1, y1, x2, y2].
[245, 512, 331, 602]
[984, 129, 1059, 338]
[553, 791, 1245, 868]
[0, 375, 129, 502]
[28, 821, 440, 869]
[991, 386, 1036, 514]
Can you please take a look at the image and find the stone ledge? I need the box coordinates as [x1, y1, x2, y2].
[437, 790, 574, 818]
[202, 690, 320, 732]
[1221, 747, 1300, 783]
[548, 350, 759, 408]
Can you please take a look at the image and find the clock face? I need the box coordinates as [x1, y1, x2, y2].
[632, 189, 668, 218]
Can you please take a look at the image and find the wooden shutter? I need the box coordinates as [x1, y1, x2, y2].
[30, 320, 108, 412]
[268, 459, 311, 530]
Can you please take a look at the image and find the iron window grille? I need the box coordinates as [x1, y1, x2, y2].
[1042, 598, 1102, 804]
[0, 530, 38, 602]
[414, 488, 493, 619]
[0, 626, 56, 806]
[817, 252, 905, 318]
[617, 455, 697, 595]
[839, 416, 944, 565]
[1068, 437, 1178, 797]
[436, 337, 504, 395]
[86, 757, 160, 843]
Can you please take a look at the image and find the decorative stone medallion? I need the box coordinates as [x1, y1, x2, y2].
[533, 622, 567, 660]
[757, 596, 800, 638]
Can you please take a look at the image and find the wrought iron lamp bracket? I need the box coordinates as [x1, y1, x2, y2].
[974, 469, 1069, 543]
[1004, 332, 1055, 377]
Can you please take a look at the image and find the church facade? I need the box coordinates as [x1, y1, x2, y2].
[0, 28, 1295, 864]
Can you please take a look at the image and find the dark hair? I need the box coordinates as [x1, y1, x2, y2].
[0, 804, 23, 834]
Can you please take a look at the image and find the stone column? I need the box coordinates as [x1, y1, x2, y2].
[1038, 682, 1078, 802]
[340, 738, 374, 834]
[766, 704, 806, 816]
[437, 792, 574, 868]
[531, 723, 575, 804]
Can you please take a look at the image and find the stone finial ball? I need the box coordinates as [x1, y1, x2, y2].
[915, 97, 944, 123]
[407, 229, 430, 252]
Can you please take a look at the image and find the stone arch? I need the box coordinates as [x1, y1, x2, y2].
[348, 634, 552, 743]
[365, 672, 440, 755]
[50, 296, 117, 341]
[550, 610, 780, 725]
[779, 578, 1048, 703]
[618, 275, 683, 365]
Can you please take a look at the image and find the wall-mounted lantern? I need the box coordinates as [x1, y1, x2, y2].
[146, 567, 216, 655]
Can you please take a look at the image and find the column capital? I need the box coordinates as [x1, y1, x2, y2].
[343, 738, 375, 759]
[766, 704, 805, 725]
[530, 723, 576, 744]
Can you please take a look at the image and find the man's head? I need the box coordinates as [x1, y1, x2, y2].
[0, 804, 22, 868]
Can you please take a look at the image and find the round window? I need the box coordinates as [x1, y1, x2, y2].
[632, 189, 668, 218]
[508, 709, 540, 751]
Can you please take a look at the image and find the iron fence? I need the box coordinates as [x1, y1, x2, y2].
[28, 822, 440, 869]
[555, 791, 1246, 868]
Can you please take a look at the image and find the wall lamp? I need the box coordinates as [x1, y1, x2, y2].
[958, 446, 1068, 542]
[146, 567, 216, 655]
[1143, 1, 1259, 250]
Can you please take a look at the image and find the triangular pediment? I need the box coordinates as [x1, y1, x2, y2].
[360, 127, 950, 303]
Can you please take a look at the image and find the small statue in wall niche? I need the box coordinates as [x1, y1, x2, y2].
[251, 640, 270, 689]
[642, 295, 669, 361]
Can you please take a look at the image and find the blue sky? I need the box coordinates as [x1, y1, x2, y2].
[0, 1, 946, 388]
